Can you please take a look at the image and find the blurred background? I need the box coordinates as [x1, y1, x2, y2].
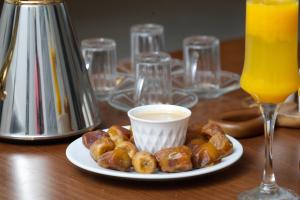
[66, 0, 245, 59]
[0, 0, 246, 59]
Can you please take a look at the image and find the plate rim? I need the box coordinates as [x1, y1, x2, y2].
[66, 127, 243, 180]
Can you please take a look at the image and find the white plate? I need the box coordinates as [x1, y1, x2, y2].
[66, 130, 243, 180]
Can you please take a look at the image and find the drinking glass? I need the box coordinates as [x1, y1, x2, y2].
[130, 23, 166, 73]
[134, 51, 172, 106]
[81, 38, 117, 100]
[238, 0, 299, 199]
[183, 35, 221, 98]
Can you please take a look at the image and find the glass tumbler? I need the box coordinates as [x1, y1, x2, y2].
[183, 36, 221, 98]
[81, 38, 117, 100]
[131, 23, 166, 73]
[134, 51, 172, 106]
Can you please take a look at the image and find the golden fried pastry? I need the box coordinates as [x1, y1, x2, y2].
[187, 138, 208, 152]
[201, 122, 225, 139]
[132, 151, 157, 174]
[155, 146, 193, 173]
[116, 141, 137, 159]
[209, 133, 233, 157]
[82, 130, 109, 149]
[108, 125, 130, 145]
[192, 142, 221, 168]
[90, 137, 115, 161]
[98, 148, 132, 172]
[186, 123, 207, 144]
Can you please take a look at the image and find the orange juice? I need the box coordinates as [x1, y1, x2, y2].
[241, 0, 300, 103]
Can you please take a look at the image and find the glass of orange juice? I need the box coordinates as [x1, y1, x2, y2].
[239, 0, 300, 199]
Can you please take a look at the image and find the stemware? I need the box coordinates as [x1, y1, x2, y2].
[238, 0, 300, 199]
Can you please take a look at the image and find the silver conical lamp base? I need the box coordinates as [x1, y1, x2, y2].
[0, 1, 101, 140]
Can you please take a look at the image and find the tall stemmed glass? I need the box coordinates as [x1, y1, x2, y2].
[238, 0, 300, 199]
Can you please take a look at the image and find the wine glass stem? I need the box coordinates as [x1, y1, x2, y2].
[259, 103, 280, 194]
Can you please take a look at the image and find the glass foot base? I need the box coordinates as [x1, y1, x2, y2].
[238, 187, 299, 200]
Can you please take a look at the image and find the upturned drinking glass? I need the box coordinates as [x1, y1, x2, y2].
[134, 51, 172, 106]
[183, 35, 221, 98]
[131, 23, 166, 73]
[81, 38, 117, 100]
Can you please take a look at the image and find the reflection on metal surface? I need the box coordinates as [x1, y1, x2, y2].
[0, 1, 101, 140]
[0, 5, 19, 101]
[5, 0, 63, 5]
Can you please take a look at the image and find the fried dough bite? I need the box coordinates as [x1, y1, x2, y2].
[209, 133, 233, 157]
[155, 146, 193, 173]
[90, 137, 115, 161]
[192, 142, 221, 168]
[187, 138, 208, 152]
[82, 130, 109, 149]
[201, 122, 225, 139]
[98, 148, 132, 172]
[186, 123, 208, 144]
[116, 141, 137, 159]
[108, 125, 131, 145]
[132, 151, 157, 174]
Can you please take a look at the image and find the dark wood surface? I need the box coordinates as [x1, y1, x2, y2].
[1, 38, 299, 200]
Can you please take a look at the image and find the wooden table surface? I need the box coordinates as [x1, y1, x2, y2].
[1, 38, 299, 200]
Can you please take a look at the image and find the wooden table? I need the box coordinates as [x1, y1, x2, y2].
[1, 39, 299, 200]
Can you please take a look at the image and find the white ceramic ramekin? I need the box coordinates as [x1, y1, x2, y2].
[128, 104, 191, 154]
